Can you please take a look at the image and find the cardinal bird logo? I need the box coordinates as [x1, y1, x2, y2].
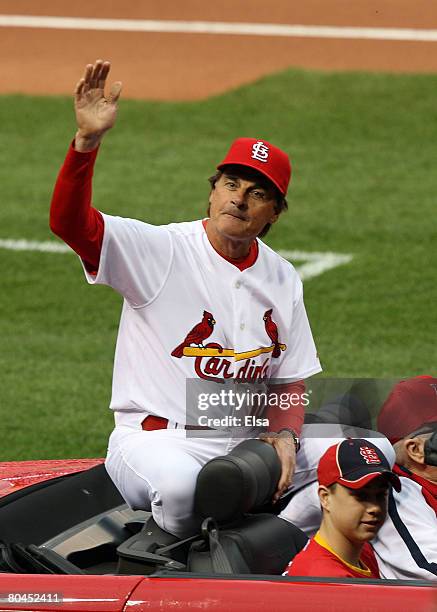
[263, 309, 282, 358]
[171, 311, 216, 358]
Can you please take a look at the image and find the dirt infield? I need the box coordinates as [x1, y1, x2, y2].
[2, 0, 437, 100]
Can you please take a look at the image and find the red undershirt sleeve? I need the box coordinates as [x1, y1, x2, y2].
[49, 142, 104, 273]
[266, 380, 305, 436]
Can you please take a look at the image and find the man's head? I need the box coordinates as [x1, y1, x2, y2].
[377, 376, 437, 480]
[208, 138, 291, 240]
[317, 439, 401, 543]
[378, 376, 437, 444]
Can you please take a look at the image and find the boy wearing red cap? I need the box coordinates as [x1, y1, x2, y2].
[284, 438, 401, 578]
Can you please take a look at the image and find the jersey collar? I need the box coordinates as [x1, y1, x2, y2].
[314, 531, 372, 576]
[202, 219, 259, 271]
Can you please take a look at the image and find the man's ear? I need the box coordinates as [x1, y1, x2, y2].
[404, 437, 426, 465]
[207, 190, 215, 215]
[318, 485, 331, 511]
[269, 212, 280, 225]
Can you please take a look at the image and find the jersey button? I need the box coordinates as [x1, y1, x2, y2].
[240, 323, 245, 330]
[235, 280, 241, 289]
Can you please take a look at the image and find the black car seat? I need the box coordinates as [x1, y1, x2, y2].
[189, 439, 308, 574]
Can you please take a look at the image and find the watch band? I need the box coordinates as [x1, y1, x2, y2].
[278, 428, 300, 452]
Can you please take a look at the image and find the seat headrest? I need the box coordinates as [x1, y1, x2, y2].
[194, 439, 281, 524]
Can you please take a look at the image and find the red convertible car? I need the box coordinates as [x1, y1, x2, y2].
[0, 442, 435, 612]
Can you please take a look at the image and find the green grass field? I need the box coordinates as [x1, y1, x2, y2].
[1, 68, 436, 460]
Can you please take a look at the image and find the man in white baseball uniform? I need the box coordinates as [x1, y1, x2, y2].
[50, 60, 322, 538]
[373, 375, 437, 580]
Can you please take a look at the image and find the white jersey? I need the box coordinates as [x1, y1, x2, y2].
[372, 474, 437, 580]
[83, 215, 321, 426]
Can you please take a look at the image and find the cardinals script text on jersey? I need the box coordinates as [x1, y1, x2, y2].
[171, 309, 286, 382]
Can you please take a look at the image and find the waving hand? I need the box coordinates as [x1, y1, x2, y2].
[74, 60, 122, 152]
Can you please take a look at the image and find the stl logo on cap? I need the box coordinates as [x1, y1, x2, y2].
[317, 438, 401, 491]
[251, 141, 270, 163]
[359, 445, 382, 465]
[217, 137, 291, 195]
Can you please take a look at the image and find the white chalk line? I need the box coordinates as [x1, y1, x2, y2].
[278, 250, 353, 281]
[0, 239, 352, 281]
[0, 15, 437, 42]
[0, 238, 71, 254]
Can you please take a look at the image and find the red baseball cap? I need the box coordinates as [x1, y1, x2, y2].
[217, 138, 292, 196]
[318, 438, 401, 492]
[377, 375, 437, 444]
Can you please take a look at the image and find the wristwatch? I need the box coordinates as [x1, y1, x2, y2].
[278, 428, 300, 452]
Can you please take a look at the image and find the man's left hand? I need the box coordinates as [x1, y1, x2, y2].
[259, 431, 296, 503]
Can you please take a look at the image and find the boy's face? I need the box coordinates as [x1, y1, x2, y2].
[320, 477, 389, 543]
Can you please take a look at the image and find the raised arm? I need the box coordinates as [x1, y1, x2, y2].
[50, 60, 122, 271]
